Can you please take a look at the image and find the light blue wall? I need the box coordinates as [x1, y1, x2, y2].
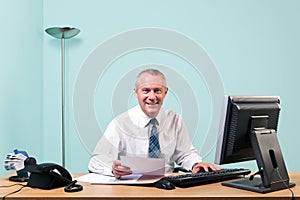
[0, 0, 44, 177]
[1, 0, 300, 177]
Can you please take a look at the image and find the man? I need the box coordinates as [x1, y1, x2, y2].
[88, 69, 222, 178]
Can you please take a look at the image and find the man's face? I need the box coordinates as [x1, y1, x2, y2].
[134, 73, 168, 118]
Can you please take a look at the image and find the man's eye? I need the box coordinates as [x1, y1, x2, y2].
[142, 89, 150, 93]
[154, 89, 162, 93]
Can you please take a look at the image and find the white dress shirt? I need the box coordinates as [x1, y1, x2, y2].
[88, 105, 202, 175]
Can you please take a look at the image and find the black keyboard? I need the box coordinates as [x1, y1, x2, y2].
[160, 168, 251, 187]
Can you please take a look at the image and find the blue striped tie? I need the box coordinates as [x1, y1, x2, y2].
[148, 118, 161, 158]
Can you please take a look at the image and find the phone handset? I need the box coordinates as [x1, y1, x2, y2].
[36, 163, 72, 181]
[24, 157, 83, 192]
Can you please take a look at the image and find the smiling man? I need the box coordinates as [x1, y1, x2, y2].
[134, 69, 168, 119]
[88, 69, 222, 178]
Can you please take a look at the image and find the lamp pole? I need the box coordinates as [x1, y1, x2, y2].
[45, 27, 80, 167]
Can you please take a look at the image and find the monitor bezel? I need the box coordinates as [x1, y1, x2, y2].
[215, 95, 281, 165]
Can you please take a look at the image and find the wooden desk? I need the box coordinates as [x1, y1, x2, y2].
[0, 172, 299, 200]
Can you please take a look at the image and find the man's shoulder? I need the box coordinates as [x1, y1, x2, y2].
[113, 109, 133, 121]
[160, 107, 182, 119]
[158, 108, 184, 128]
[112, 106, 142, 124]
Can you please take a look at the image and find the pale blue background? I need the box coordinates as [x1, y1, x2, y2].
[1, 0, 299, 177]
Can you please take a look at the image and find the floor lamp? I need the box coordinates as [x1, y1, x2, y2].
[45, 27, 80, 167]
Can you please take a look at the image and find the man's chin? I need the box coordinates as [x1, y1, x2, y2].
[145, 109, 159, 118]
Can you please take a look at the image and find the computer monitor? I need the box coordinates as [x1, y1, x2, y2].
[215, 95, 295, 193]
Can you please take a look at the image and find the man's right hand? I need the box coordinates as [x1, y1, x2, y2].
[112, 160, 132, 179]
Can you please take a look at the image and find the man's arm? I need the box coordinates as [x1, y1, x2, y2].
[172, 116, 202, 170]
[88, 121, 120, 175]
[172, 115, 222, 172]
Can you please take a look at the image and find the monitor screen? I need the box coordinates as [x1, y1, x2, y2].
[215, 95, 280, 165]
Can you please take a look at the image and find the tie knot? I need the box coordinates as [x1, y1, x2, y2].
[150, 118, 157, 125]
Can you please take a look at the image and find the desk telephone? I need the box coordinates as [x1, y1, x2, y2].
[23, 157, 82, 192]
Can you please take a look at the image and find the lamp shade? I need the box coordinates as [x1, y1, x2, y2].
[45, 27, 80, 39]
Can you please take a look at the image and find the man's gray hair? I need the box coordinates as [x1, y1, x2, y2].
[135, 69, 167, 88]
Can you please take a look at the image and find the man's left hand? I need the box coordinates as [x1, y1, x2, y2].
[191, 162, 223, 173]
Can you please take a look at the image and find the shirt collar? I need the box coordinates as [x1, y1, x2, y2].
[132, 105, 162, 128]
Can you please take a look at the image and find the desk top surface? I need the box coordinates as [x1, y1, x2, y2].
[1, 172, 299, 200]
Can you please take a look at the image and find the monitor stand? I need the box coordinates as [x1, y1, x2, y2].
[223, 175, 295, 193]
[222, 128, 295, 193]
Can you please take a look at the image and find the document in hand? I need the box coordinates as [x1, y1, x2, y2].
[120, 156, 165, 176]
[76, 156, 165, 185]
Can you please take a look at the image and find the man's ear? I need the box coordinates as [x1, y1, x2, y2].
[134, 88, 138, 97]
[165, 87, 168, 95]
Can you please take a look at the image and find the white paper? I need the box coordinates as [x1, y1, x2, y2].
[75, 173, 141, 184]
[76, 173, 162, 184]
[120, 156, 165, 176]
[75, 156, 165, 185]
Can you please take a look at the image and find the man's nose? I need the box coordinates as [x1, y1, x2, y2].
[148, 90, 156, 99]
